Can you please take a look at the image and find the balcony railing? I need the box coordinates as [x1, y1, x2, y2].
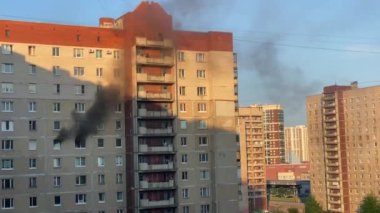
[137, 91, 172, 101]
[140, 197, 175, 208]
[327, 177, 340, 182]
[329, 192, 341, 197]
[138, 109, 173, 118]
[136, 37, 173, 48]
[327, 170, 339, 174]
[325, 132, 338, 137]
[326, 147, 338, 152]
[139, 144, 174, 153]
[139, 162, 174, 171]
[326, 162, 339, 166]
[138, 127, 173, 136]
[325, 140, 338, 145]
[136, 55, 174, 66]
[327, 154, 339, 159]
[327, 184, 340, 189]
[325, 125, 337, 130]
[329, 207, 342, 212]
[329, 199, 341, 204]
[136, 73, 174, 83]
[325, 118, 337, 122]
[324, 102, 336, 108]
[140, 180, 174, 189]
[324, 110, 336, 115]
[324, 94, 335, 100]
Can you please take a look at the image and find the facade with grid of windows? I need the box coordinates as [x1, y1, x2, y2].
[0, 2, 238, 213]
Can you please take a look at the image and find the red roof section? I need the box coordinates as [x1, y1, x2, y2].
[266, 163, 310, 181]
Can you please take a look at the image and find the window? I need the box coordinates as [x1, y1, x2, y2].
[116, 192, 123, 202]
[97, 123, 105, 130]
[75, 157, 86, 167]
[1, 121, 14, 131]
[54, 195, 61, 206]
[1, 44, 12, 54]
[1, 178, 13, 189]
[115, 103, 122, 112]
[200, 170, 210, 180]
[198, 103, 207, 112]
[116, 138, 122, 148]
[75, 85, 85, 95]
[1, 83, 14, 93]
[116, 173, 123, 184]
[53, 121, 61, 130]
[199, 136, 208, 146]
[55, 84, 61, 94]
[116, 209, 123, 213]
[75, 138, 86, 149]
[74, 67, 85, 76]
[1, 159, 13, 170]
[98, 174, 105, 185]
[98, 192, 105, 203]
[179, 103, 186, 112]
[181, 171, 188, 180]
[199, 153, 209, 163]
[29, 177, 37, 188]
[28, 46, 36, 56]
[113, 68, 120, 77]
[115, 156, 123, 166]
[1, 198, 14, 209]
[178, 68, 185, 78]
[52, 66, 61, 76]
[115, 120, 122, 130]
[180, 120, 187, 129]
[183, 206, 190, 213]
[200, 187, 210, 197]
[75, 175, 86, 186]
[1, 139, 13, 150]
[28, 83, 37, 93]
[29, 196, 37, 207]
[97, 138, 104, 148]
[53, 176, 61, 187]
[179, 86, 186, 96]
[98, 157, 105, 167]
[53, 140, 61, 150]
[53, 158, 61, 168]
[199, 120, 207, 129]
[182, 188, 189, 199]
[4, 29, 10, 37]
[114, 50, 120, 59]
[197, 69, 206, 78]
[52, 47, 60, 56]
[75, 194, 86, 205]
[1, 101, 13, 112]
[96, 49, 102, 58]
[201, 204, 210, 213]
[180, 137, 187, 146]
[96, 67, 103, 77]
[29, 120, 37, 131]
[29, 64, 36, 74]
[196, 53, 205, 62]
[197, 87, 207, 96]
[53, 102, 61, 112]
[28, 139, 37, 150]
[1, 63, 13, 73]
[75, 103, 86, 113]
[76, 34, 81, 41]
[29, 158, 37, 169]
[73, 48, 84, 58]
[177, 51, 185, 62]
[29, 102, 37, 112]
[181, 154, 188, 163]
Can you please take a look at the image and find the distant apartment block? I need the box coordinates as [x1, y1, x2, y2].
[285, 125, 309, 163]
[307, 82, 380, 213]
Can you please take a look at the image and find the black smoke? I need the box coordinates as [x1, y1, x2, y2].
[55, 85, 121, 142]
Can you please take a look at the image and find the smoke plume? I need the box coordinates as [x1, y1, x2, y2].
[55, 85, 121, 142]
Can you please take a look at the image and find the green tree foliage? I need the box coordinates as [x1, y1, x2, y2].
[288, 208, 299, 213]
[359, 194, 380, 213]
[305, 196, 323, 213]
[271, 210, 286, 213]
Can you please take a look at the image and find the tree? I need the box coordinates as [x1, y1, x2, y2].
[359, 194, 380, 213]
[288, 208, 299, 213]
[271, 210, 285, 213]
[305, 195, 323, 213]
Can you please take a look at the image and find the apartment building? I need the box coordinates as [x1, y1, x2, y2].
[285, 125, 309, 163]
[307, 83, 380, 213]
[238, 106, 267, 212]
[0, 2, 239, 213]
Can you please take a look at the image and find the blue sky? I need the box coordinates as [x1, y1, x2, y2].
[1, 0, 380, 125]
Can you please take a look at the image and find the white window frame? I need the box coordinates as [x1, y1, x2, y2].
[53, 102, 61, 112]
[178, 68, 185, 78]
[75, 175, 87, 186]
[29, 196, 37, 207]
[179, 103, 186, 112]
[1, 198, 14, 209]
[197, 69, 206, 78]
[1, 101, 13, 112]
[53, 158, 61, 168]
[199, 120, 207, 129]
[199, 153, 209, 163]
[28, 139, 37, 150]
[199, 136, 208, 146]
[28, 83, 37, 94]
[1, 159, 14, 170]
[73, 48, 84, 58]
[29, 158, 37, 169]
[53, 176, 61, 187]
[52, 65, 61, 76]
[29, 101, 37, 112]
[1, 44, 12, 55]
[1, 121, 14, 132]
[75, 157, 86, 167]
[1, 63, 13, 74]
[179, 86, 186, 96]
[182, 188, 189, 199]
[196, 53, 205, 62]
[74, 66, 85, 76]
[75, 194, 87, 205]
[53, 121, 60, 131]
[180, 137, 187, 146]
[115, 156, 123, 166]
[177, 51, 185, 62]
[180, 120, 187, 129]
[96, 67, 103, 77]
[116, 192, 123, 202]
[198, 103, 207, 112]
[197, 87, 207, 96]
[75, 103, 86, 113]
[98, 157, 105, 167]
[1, 83, 14, 93]
[29, 64, 36, 75]
[200, 187, 210, 198]
[1, 178, 13, 189]
[1, 139, 13, 150]
[96, 49, 102, 58]
[200, 170, 210, 180]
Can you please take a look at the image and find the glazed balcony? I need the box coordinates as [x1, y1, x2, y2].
[324, 102, 336, 108]
[325, 132, 338, 137]
[140, 179, 175, 189]
[326, 146, 338, 152]
[327, 176, 340, 182]
[326, 162, 339, 167]
[326, 140, 338, 145]
[327, 184, 341, 190]
[139, 144, 174, 153]
[327, 154, 339, 159]
[136, 55, 174, 66]
[140, 197, 175, 208]
[136, 73, 174, 84]
[329, 207, 342, 212]
[138, 127, 174, 136]
[325, 124, 337, 130]
[325, 117, 337, 123]
[324, 109, 336, 115]
[138, 108, 174, 119]
[137, 91, 172, 101]
[327, 169, 340, 174]
[136, 37, 173, 49]
[139, 162, 174, 171]
[329, 199, 341, 205]
[324, 94, 335, 101]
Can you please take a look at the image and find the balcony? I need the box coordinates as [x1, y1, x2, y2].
[325, 117, 337, 123]
[138, 127, 174, 136]
[326, 147, 338, 152]
[136, 37, 173, 48]
[325, 125, 337, 130]
[136, 73, 174, 84]
[329, 199, 341, 205]
[139, 144, 174, 153]
[139, 162, 174, 171]
[138, 108, 174, 119]
[326, 162, 339, 167]
[329, 191, 341, 197]
[140, 197, 175, 208]
[329, 207, 342, 212]
[324, 110, 336, 115]
[327, 170, 340, 174]
[137, 91, 172, 101]
[136, 55, 174, 66]
[327, 184, 340, 190]
[325, 132, 338, 137]
[327, 177, 340, 182]
[324, 94, 335, 101]
[140, 179, 175, 189]
[326, 140, 338, 145]
[327, 154, 339, 159]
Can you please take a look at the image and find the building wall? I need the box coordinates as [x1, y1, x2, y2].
[285, 125, 309, 163]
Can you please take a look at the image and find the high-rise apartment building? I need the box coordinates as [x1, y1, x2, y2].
[285, 125, 309, 163]
[307, 83, 380, 213]
[238, 106, 267, 213]
[0, 2, 239, 213]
